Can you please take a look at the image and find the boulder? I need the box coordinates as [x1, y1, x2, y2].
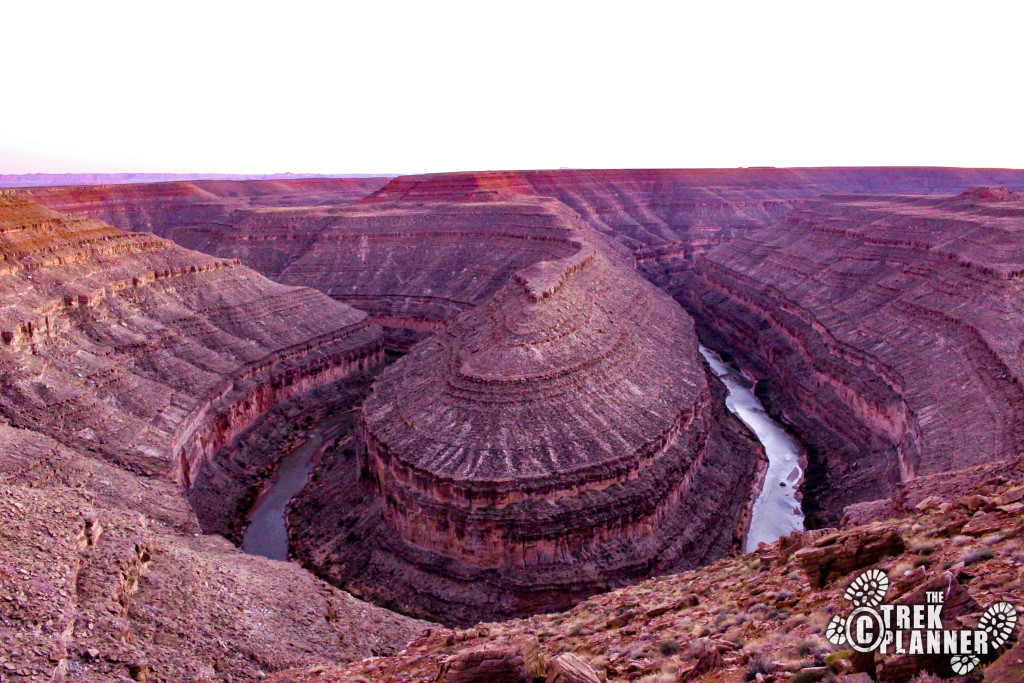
[794, 526, 905, 589]
[438, 646, 528, 683]
[545, 653, 601, 683]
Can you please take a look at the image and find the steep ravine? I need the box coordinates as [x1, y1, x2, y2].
[648, 191, 1024, 528]
[242, 410, 354, 560]
[699, 345, 805, 551]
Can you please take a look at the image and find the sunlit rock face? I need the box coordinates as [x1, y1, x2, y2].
[290, 202, 763, 625]
[0, 194, 383, 487]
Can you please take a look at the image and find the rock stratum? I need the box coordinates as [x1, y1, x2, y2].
[0, 194, 423, 681]
[648, 190, 1024, 526]
[0, 173, 393, 189]
[30, 168, 1024, 337]
[8, 168, 1024, 679]
[289, 200, 763, 624]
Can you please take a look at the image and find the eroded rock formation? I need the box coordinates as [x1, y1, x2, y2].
[0, 194, 423, 680]
[650, 190, 1024, 525]
[289, 200, 763, 624]
[30, 168, 1024, 338]
[268, 452, 1024, 683]
[11, 168, 1024, 676]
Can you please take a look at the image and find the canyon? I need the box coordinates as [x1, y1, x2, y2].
[0, 194, 423, 681]
[289, 199, 763, 624]
[28, 167, 1024, 336]
[4, 167, 1024, 680]
[648, 190, 1024, 527]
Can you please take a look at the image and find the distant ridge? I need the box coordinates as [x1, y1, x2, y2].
[0, 172, 396, 188]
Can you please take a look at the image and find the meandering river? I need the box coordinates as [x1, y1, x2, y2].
[243, 351, 802, 560]
[699, 345, 805, 552]
[241, 411, 352, 561]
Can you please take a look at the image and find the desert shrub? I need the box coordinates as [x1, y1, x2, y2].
[824, 650, 853, 673]
[962, 547, 995, 566]
[791, 670, 826, 683]
[658, 638, 681, 656]
[745, 653, 775, 681]
[636, 674, 676, 683]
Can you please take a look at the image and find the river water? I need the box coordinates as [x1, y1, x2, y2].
[241, 411, 352, 561]
[698, 345, 805, 552]
[241, 351, 802, 560]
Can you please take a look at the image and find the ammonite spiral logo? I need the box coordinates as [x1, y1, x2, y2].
[824, 569, 1017, 674]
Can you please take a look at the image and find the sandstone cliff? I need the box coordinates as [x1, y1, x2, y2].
[288, 197, 764, 625]
[648, 191, 1024, 526]
[0, 195, 423, 681]
[30, 169, 1024, 338]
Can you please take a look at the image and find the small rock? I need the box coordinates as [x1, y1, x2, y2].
[997, 485, 1024, 507]
[439, 645, 527, 683]
[681, 647, 724, 681]
[794, 526, 905, 588]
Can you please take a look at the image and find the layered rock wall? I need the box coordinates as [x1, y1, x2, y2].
[0, 194, 384, 478]
[651, 191, 1024, 525]
[0, 195, 421, 679]
[31, 169, 1024, 337]
[291, 202, 763, 624]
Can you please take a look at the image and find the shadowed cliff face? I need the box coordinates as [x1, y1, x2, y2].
[0, 195, 424, 681]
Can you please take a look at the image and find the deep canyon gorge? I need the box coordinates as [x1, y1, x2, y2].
[4, 168, 1024, 681]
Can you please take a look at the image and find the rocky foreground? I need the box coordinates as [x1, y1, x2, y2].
[270, 454, 1024, 683]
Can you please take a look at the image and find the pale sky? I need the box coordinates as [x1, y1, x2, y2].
[3, 1, 1023, 175]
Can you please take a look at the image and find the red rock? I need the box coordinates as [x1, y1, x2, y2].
[665, 192, 1024, 525]
[794, 525, 905, 588]
[545, 653, 601, 683]
[291, 201, 763, 624]
[682, 647, 725, 681]
[437, 646, 528, 683]
[985, 636, 1024, 682]
[0, 196, 423, 680]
